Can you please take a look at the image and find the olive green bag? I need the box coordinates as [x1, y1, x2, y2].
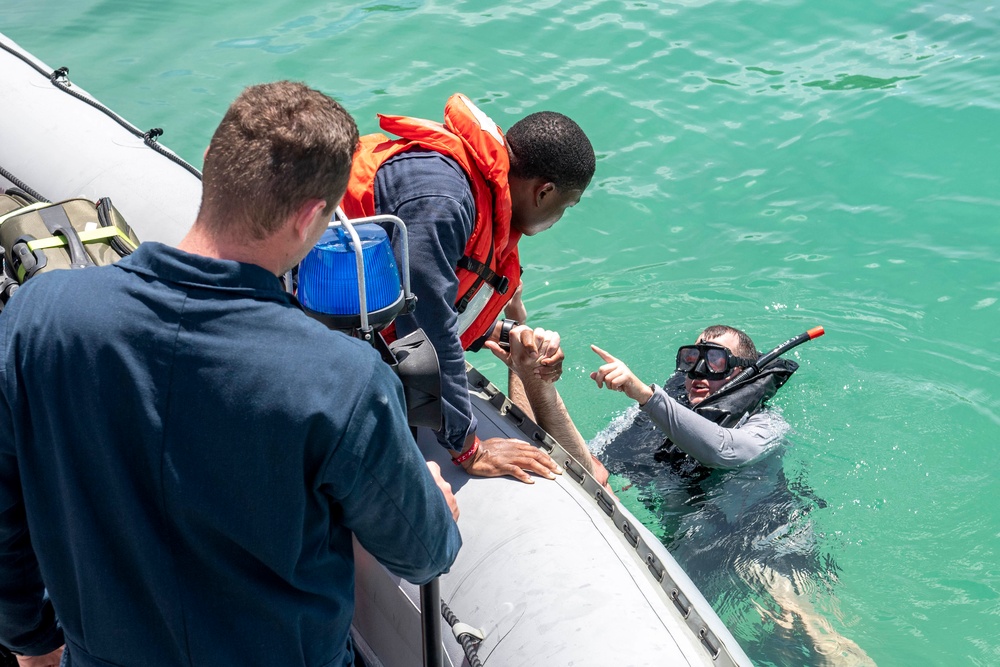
[0, 192, 139, 281]
[0, 192, 140, 308]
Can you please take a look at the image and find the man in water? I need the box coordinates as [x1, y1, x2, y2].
[589, 324, 791, 469]
[340, 94, 596, 483]
[491, 324, 875, 666]
[0, 81, 461, 667]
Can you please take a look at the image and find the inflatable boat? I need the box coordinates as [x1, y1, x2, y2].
[0, 32, 752, 667]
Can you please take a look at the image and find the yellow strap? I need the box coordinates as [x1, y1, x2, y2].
[0, 202, 51, 227]
[26, 226, 137, 252]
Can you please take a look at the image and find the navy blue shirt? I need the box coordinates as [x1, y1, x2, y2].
[373, 150, 479, 451]
[0, 243, 460, 665]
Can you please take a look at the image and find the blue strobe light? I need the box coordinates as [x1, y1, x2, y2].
[298, 224, 403, 330]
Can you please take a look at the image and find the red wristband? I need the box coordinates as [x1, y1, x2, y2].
[452, 436, 480, 465]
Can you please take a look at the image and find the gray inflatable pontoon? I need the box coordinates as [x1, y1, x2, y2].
[0, 32, 752, 667]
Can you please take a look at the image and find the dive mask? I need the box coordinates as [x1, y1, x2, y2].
[676, 342, 756, 381]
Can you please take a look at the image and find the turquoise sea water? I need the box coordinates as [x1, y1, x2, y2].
[4, 1, 999, 665]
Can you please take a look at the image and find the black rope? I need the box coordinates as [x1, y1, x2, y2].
[440, 600, 484, 667]
[142, 127, 203, 179]
[0, 165, 49, 203]
[0, 37, 53, 79]
[0, 39, 203, 181]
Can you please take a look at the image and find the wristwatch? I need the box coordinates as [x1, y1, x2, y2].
[498, 319, 519, 350]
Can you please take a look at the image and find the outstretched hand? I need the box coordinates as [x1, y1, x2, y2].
[461, 436, 562, 484]
[590, 345, 653, 405]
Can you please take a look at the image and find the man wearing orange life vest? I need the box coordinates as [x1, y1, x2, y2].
[341, 93, 595, 483]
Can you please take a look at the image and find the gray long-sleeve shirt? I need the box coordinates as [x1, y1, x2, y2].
[641, 384, 788, 468]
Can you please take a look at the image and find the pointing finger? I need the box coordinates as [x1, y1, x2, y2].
[591, 344, 617, 363]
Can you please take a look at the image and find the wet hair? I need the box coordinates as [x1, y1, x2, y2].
[199, 81, 359, 240]
[506, 111, 595, 192]
[700, 324, 758, 360]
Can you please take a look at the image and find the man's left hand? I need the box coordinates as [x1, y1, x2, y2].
[460, 437, 562, 484]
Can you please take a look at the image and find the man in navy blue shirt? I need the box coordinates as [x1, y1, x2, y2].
[347, 98, 596, 483]
[0, 81, 461, 667]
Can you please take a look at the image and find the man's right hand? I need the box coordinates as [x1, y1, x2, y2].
[590, 345, 653, 405]
[16, 647, 64, 667]
[426, 461, 459, 521]
[590, 455, 611, 488]
[461, 437, 561, 484]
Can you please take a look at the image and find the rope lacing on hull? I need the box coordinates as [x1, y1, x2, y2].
[0, 39, 203, 198]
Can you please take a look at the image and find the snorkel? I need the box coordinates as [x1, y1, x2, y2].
[721, 326, 825, 392]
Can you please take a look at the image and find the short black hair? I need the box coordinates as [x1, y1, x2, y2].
[506, 111, 595, 191]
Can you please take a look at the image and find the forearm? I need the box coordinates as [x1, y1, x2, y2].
[0, 602, 61, 660]
[641, 385, 774, 468]
[517, 374, 593, 474]
[337, 370, 461, 584]
[389, 228, 473, 450]
[0, 453, 62, 654]
[395, 302, 475, 451]
[0, 534, 62, 655]
[507, 368, 534, 421]
[375, 153, 478, 451]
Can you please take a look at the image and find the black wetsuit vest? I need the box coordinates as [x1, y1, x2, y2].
[664, 357, 798, 427]
[653, 358, 798, 470]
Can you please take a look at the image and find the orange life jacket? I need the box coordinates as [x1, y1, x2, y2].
[341, 94, 521, 350]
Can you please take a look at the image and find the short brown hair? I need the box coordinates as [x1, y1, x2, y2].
[700, 324, 758, 360]
[199, 81, 359, 240]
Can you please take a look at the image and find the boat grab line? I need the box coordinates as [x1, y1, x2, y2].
[465, 364, 742, 667]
